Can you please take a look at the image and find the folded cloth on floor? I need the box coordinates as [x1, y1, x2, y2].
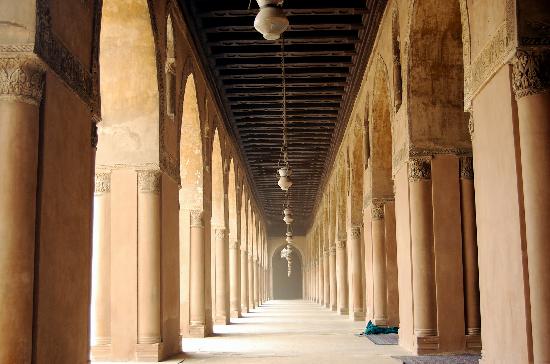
[362, 320, 399, 335]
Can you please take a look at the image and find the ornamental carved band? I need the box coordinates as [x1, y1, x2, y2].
[95, 172, 111, 194]
[138, 170, 161, 193]
[190, 209, 204, 227]
[0, 57, 46, 105]
[512, 49, 550, 99]
[371, 202, 385, 220]
[408, 158, 431, 182]
[460, 157, 474, 180]
[336, 240, 346, 249]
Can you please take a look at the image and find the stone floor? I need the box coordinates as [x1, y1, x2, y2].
[100, 300, 408, 363]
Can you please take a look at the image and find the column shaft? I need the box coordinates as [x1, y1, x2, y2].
[372, 203, 388, 326]
[0, 57, 44, 363]
[513, 49, 550, 363]
[318, 253, 324, 305]
[329, 246, 337, 311]
[137, 170, 161, 344]
[254, 260, 260, 307]
[349, 227, 365, 321]
[229, 240, 241, 318]
[92, 173, 112, 347]
[214, 228, 229, 324]
[248, 254, 255, 309]
[336, 240, 349, 315]
[189, 210, 206, 337]
[240, 249, 249, 313]
[409, 159, 438, 337]
[323, 251, 330, 308]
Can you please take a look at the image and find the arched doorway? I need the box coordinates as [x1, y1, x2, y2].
[272, 245, 303, 300]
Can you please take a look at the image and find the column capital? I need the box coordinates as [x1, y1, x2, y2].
[190, 209, 204, 227]
[512, 48, 550, 99]
[0, 56, 46, 105]
[460, 156, 474, 180]
[329, 245, 336, 255]
[137, 170, 161, 193]
[229, 240, 239, 249]
[349, 226, 361, 240]
[408, 157, 432, 182]
[94, 172, 111, 194]
[371, 201, 385, 220]
[336, 240, 346, 250]
[214, 226, 226, 240]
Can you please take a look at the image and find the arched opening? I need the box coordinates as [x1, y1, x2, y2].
[179, 73, 203, 336]
[272, 244, 303, 300]
[91, 0, 160, 355]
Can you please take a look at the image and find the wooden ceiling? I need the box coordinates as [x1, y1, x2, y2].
[179, 0, 386, 234]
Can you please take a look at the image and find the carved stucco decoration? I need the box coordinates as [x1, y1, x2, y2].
[94, 172, 111, 193]
[329, 245, 336, 255]
[512, 48, 550, 98]
[190, 209, 204, 227]
[460, 156, 474, 180]
[371, 201, 385, 220]
[336, 240, 346, 249]
[138, 170, 161, 193]
[349, 226, 361, 240]
[214, 227, 226, 240]
[408, 157, 431, 182]
[0, 56, 46, 105]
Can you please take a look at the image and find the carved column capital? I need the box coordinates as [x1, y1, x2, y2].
[512, 49, 550, 99]
[137, 170, 161, 193]
[0, 56, 46, 105]
[95, 172, 111, 194]
[460, 156, 474, 180]
[371, 201, 385, 220]
[349, 226, 361, 240]
[229, 240, 239, 249]
[190, 209, 204, 227]
[408, 157, 431, 182]
[214, 227, 226, 240]
[336, 240, 346, 249]
[329, 245, 336, 255]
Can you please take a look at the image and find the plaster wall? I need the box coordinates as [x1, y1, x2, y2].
[472, 65, 531, 364]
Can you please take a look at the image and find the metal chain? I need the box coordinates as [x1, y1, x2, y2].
[281, 36, 287, 163]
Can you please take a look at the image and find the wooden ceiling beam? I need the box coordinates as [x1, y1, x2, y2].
[198, 8, 368, 18]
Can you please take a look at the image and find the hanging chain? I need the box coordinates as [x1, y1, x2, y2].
[281, 36, 287, 164]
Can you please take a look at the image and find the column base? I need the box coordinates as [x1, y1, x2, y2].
[230, 310, 242, 318]
[135, 342, 161, 362]
[324, 302, 330, 309]
[187, 323, 207, 338]
[350, 310, 365, 321]
[330, 304, 337, 311]
[466, 333, 482, 353]
[413, 334, 440, 355]
[338, 308, 349, 315]
[372, 317, 388, 326]
[214, 315, 230, 325]
[90, 343, 112, 361]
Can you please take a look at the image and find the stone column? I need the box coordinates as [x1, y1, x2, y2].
[371, 201, 388, 326]
[336, 240, 349, 315]
[0, 56, 44, 363]
[229, 239, 241, 318]
[409, 158, 438, 339]
[137, 170, 161, 345]
[92, 172, 112, 352]
[189, 210, 206, 337]
[214, 228, 229, 324]
[349, 226, 365, 321]
[248, 253, 255, 309]
[323, 249, 330, 308]
[254, 258, 260, 307]
[329, 245, 337, 311]
[240, 248, 249, 313]
[318, 252, 324, 305]
[512, 49, 550, 363]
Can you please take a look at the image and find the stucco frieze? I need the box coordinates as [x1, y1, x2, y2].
[512, 48, 550, 98]
[0, 56, 46, 105]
